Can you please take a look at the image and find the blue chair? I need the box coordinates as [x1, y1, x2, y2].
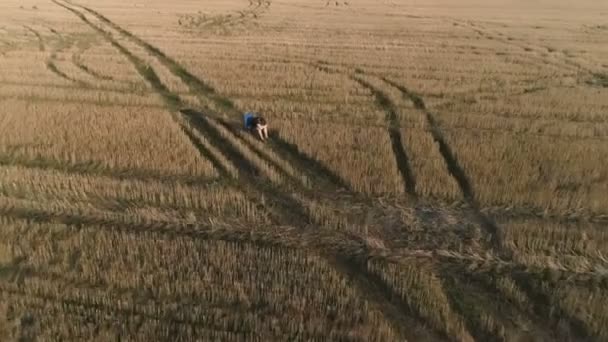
[243, 112, 255, 129]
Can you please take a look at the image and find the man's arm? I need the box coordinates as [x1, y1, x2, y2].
[256, 127, 265, 140]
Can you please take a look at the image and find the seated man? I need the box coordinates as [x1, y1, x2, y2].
[243, 112, 269, 141]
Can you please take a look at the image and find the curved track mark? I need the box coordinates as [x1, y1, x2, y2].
[23, 25, 44, 51]
[72, 45, 114, 81]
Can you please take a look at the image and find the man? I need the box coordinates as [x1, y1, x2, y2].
[244, 112, 269, 141]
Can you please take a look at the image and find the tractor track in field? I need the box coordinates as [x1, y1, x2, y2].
[53, 2, 442, 339]
[308, 63, 503, 250]
[311, 63, 420, 200]
[179, 111, 443, 340]
[351, 76, 417, 198]
[22, 25, 83, 84]
[381, 77, 506, 253]
[23, 25, 44, 51]
[377, 79, 602, 341]
[72, 45, 114, 81]
[46, 57, 81, 84]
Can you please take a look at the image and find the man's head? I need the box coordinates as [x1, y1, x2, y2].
[256, 117, 267, 128]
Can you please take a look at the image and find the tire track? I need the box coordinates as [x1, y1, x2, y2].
[0, 204, 453, 268]
[368, 259, 475, 342]
[352, 75, 417, 197]
[53, 2, 430, 338]
[23, 25, 44, 51]
[46, 57, 80, 83]
[46, 37, 93, 85]
[213, 117, 309, 187]
[311, 62, 417, 197]
[44, 26, 109, 83]
[463, 272, 560, 341]
[22, 25, 81, 84]
[382, 77, 505, 252]
[72, 45, 114, 81]
[462, 268, 592, 342]
[0, 205, 300, 251]
[0, 180, 244, 222]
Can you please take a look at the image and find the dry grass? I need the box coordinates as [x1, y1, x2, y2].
[1, 0, 607, 339]
[0, 216, 398, 340]
[274, 119, 404, 195]
[442, 130, 608, 215]
[0, 99, 216, 178]
[0, 165, 262, 222]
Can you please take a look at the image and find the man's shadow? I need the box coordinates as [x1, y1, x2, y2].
[180, 108, 349, 190]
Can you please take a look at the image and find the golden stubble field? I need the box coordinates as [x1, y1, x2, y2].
[0, 0, 607, 340]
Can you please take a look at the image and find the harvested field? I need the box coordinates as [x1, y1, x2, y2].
[0, 0, 606, 340]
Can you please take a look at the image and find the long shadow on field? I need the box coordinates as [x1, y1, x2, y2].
[181, 109, 260, 178]
[214, 117, 351, 192]
[267, 129, 352, 191]
[213, 118, 305, 186]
